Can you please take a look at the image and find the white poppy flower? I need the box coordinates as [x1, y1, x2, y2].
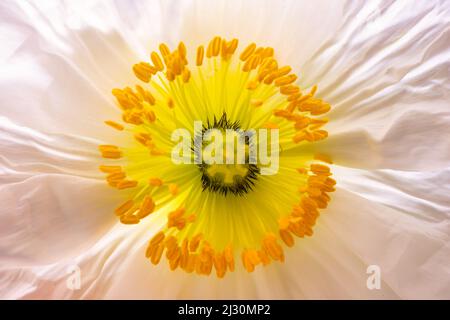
[1, 0, 449, 299]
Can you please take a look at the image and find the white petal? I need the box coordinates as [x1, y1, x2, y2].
[306, 1, 450, 170]
[0, 0, 182, 140]
[178, 0, 345, 70]
[333, 165, 450, 223]
[0, 175, 120, 270]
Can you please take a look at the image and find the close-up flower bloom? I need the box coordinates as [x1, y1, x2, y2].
[0, 0, 449, 299]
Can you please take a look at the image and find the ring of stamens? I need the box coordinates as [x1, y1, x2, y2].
[99, 36, 335, 278]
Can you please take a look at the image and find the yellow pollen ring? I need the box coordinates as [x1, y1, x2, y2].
[100, 36, 334, 278]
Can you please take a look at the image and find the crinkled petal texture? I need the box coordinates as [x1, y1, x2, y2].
[1, 0, 450, 299]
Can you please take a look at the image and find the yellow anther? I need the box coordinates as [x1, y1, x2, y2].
[286, 101, 298, 113]
[275, 66, 292, 77]
[214, 253, 227, 278]
[280, 85, 300, 95]
[122, 111, 143, 125]
[224, 245, 235, 272]
[178, 41, 187, 57]
[104, 120, 124, 131]
[166, 70, 175, 81]
[275, 74, 298, 87]
[312, 130, 328, 141]
[132, 63, 153, 82]
[263, 71, 278, 84]
[310, 103, 331, 115]
[189, 234, 203, 252]
[159, 43, 170, 58]
[111, 88, 123, 98]
[250, 99, 263, 107]
[120, 215, 139, 224]
[99, 165, 122, 173]
[182, 68, 191, 83]
[212, 36, 222, 56]
[117, 180, 138, 190]
[287, 92, 302, 102]
[150, 148, 165, 156]
[106, 171, 126, 182]
[134, 132, 152, 146]
[167, 97, 174, 109]
[240, 43, 256, 61]
[115, 200, 134, 216]
[294, 118, 311, 130]
[206, 40, 213, 58]
[242, 250, 255, 273]
[169, 183, 179, 195]
[301, 196, 318, 211]
[251, 55, 261, 69]
[168, 207, 185, 221]
[150, 231, 165, 246]
[273, 109, 291, 118]
[137, 196, 155, 218]
[261, 47, 274, 59]
[144, 110, 156, 123]
[258, 250, 271, 265]
[220, 40, 228, 59]
[293, 131, 306, 143]
[279, 229, 295, 247]
[310, 85, 318, 96]
[307, 187, 322, 197]
[171, 55, 182, 75]
[151, 243, 164, 265]
[291, 205, 305, 218]
[196, 45, 204, 66]
[226, 38, 239, 55]
[149, 178, 163, 186]
[262, 234, 284, 261]
[150, 52, 164, 71]
[243, 54, 261, 72]
[99, 145, 122, 159]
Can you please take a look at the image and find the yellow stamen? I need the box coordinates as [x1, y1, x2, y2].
[250, 99, 263, 107]
[239, 43, 256, 61]
[196, 45, 204, 66]
[132, 63, 153, 82]
[150, 52, 164, 71]
[104, 120, 124, 131]
[226, 38, 239, 55]
[169, 183, 179, 195]
[99, 165, 122, 173]
[275, 74, 298, 87]
[159, 43, 170, 59]
[211, 36, 222, 56]
[115, 200, 134, 216]
[117, 180, 138, 190]
[149, 178, 163, 186]
[137, 195, 155, 218]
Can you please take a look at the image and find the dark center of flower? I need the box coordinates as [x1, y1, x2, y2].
[194, 113, 260, 196]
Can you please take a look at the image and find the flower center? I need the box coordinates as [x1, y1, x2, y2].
[196, 113, 260, 196]
[98, 36, 335, 278]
